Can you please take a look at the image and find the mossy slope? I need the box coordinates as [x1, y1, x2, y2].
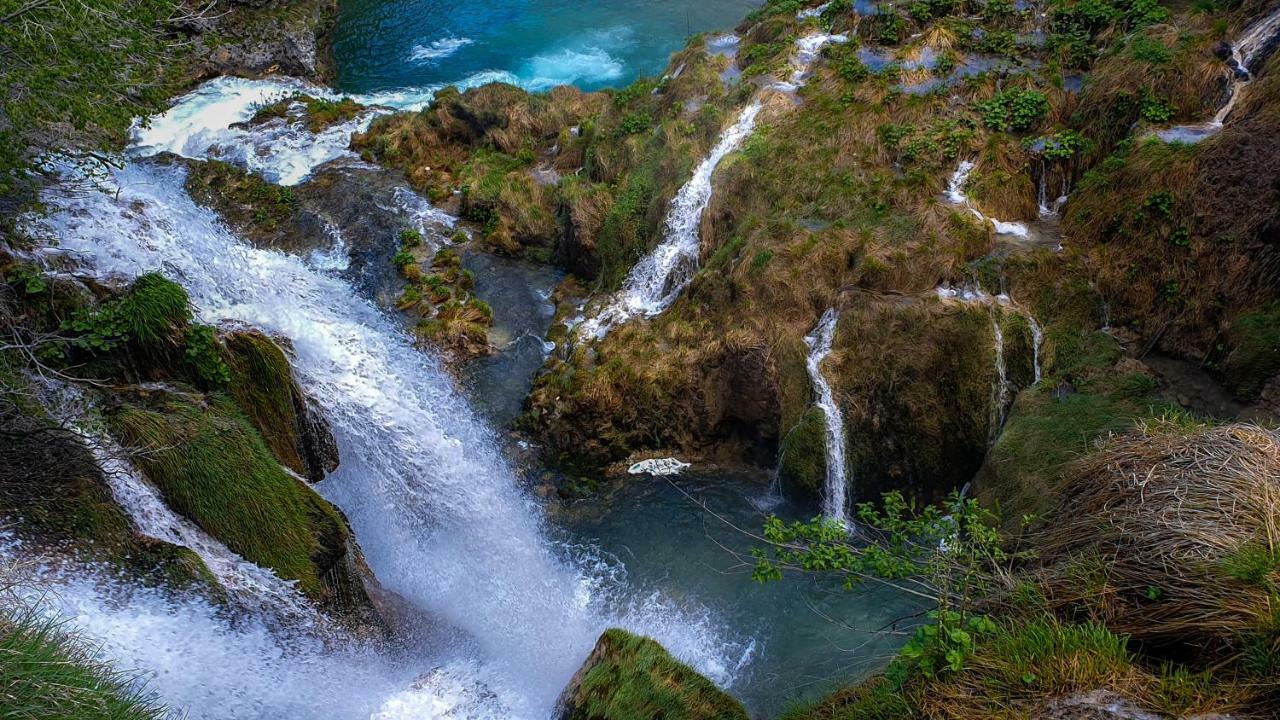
[556, 629, 748, 720]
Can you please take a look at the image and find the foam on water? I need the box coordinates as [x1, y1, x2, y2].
[411, 37, 475, 63]
[804, 309, 850, 525]
[129, 73, 518, 185]
[31, 151, 748, 717]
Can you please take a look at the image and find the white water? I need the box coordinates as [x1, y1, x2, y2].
[945, 160, 1030, 237]
[988, 314, 1012, 439]
[1157, 7, 1280, 143]
[1025, 312, 1044, 385]
[31, 113, 748, 718]
[580, 32, 847, 341]
[577, 100, 763, 339]
[129, 71, 521, 185]
[1035, 160, 1068, 218]
[804, 309, 850, 525]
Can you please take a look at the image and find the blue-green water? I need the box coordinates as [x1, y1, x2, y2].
[332, 0, 763, 94]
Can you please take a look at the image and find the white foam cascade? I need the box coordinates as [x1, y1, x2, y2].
[577, 100, 763, 339]
[130, 72, 518, 185]
[1157, 6, 1280, 143]
[989, 314, 1012, 438]
[32, 154, 747, 718]
[945, 160, 1030, 237]
[804, 309, 850, 524]
[2, 540, 418, 720]
[1035, 160, 1068, 218]
[580, 32, 847, 340]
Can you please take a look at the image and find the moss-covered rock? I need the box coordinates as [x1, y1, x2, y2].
[222, 329, 338, 482]
[778, 407, 829, 502]
[0, 362, 216, 592]
[555, 629, 748, 720]
[1218, 304, 1280, 402]
[107, 391, 366, 616]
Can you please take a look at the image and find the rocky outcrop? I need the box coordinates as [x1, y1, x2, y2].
[554, 629, 748, 720]
[180, 0, 338, 83]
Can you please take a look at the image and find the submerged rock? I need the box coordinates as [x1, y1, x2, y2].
[555, 629, 748, 720]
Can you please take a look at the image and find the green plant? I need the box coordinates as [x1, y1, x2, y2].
[62, 273, 190, 354]
[1139, 89, 1174, 122]
[978, 89, 1049, 132]
[1129, 35, 1171, 65]
[0, 606, 167, 720]
[183, 325, 230, 389]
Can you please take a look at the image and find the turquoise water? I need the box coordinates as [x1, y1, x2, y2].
[332, 0, 763, 94]
[557, 475, 925, 716]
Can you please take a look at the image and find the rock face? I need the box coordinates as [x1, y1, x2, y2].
[183, 0, 338, 83]
[554, 629, 748, 720]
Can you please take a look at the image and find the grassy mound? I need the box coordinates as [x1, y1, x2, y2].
[1031, 423, 1280, 654]
[109, 393, 350, 603]
[556, 629, 748, 720]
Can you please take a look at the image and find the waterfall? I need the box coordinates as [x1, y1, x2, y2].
[1025, 312, 1044, 384]
[945, 160, 1030, 237]
[804, 309, 849, 525]
[580, 32, 847, 341]
[577, 101, 764, 340]
[988, 313, 1012, 441]
[1157, 7, 1280, 143]
[31, 117, 746, 718]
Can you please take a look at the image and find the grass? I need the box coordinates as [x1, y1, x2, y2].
[110, 394, 349, 600]
[0, 608, 167, 720]
[559, 629, 748, 720]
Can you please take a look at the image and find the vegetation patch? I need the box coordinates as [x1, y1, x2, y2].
[557, 628, 749, 720]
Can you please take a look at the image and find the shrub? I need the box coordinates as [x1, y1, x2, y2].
[183, 325, 230, 389]
[978, 89, 1049, 132]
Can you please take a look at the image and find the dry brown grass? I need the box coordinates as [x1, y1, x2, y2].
[1030, 422, 1280, 652]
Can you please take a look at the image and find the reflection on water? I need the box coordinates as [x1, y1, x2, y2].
[461, 250, 563, 427]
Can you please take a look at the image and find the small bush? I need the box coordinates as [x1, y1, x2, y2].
[978, 89, 1049, 132]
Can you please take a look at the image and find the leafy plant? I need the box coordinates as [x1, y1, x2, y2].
[183, 325, 230, 389]
[978, 89, 1049, 132]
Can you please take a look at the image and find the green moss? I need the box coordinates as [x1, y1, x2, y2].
[561, 629, 748, 720]
[221, 331, 308, 476]
[779, 407, 829, 502]
[1219, 305, 1280, 401]
[110, 394, 349, 599]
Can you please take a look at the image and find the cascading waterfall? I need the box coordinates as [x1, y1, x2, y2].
[1025, 311, 1044, 384]
[988, 313, 1012, 441]
[1035, 159, 1068, 218]
[1157, 6, 1280, 143]
[580, 32, 847, 341]
[577, 100, 763, 340]
[31, 100, 748, 717]
[803, 309, 850, 525]
[935, 286, 1043, 437]
[946, 160, 1030, 237]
